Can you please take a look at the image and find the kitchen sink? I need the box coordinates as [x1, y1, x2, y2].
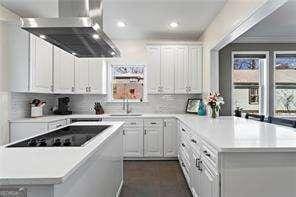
[110, 114, 143, 117]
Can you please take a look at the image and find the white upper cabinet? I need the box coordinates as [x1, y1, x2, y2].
[74, 58, 107, 94]
[74, 58, 90, 93]
[188, 45, 202, 94]
[161, 46, 175, 94]
[146, 44, 202, 94]
[30, 35, 53, 93]
[88, 58, 106, 94]
[147, 45, 161, 94]
[174, 46, 189, 94]
[53, 47, 75, 93]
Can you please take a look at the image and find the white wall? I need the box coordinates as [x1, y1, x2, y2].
[0, 5, 19, 145]
[198, 0, 287, 93]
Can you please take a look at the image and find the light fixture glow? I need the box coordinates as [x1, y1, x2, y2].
[72, 52, 77, 56]
[110, 51, 116, 56]
[92, 34, 100, 39]
[169, 22, 179, 28]
[117, 21, 126, 28]
[39, 34, 46, 39]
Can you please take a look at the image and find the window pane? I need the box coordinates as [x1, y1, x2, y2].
[275, 54, 296, 117]
[233, 57, 262, 114]
[111, 65, 144, 101]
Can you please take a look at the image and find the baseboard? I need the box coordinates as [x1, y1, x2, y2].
[124, 157, 178, 161]
[116, 180, 124, 197]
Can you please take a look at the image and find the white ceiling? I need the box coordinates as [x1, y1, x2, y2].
[235, 0, 296, 43]
[0, 0, 226, 40]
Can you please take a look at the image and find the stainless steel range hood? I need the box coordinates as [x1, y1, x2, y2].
[20, 0, 121, 58]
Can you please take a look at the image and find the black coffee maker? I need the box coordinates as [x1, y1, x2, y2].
[54, 97, 72, 115]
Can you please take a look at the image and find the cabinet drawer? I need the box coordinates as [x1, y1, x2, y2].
[48, 120, 67, 130]
[179, 153, 191, 184]
[201, 140, 218, 169]
[124, 119, 143, 127]
[190, 133, 201, 153]
[144, 119, 163, 127]
[179, 122, 191, 138]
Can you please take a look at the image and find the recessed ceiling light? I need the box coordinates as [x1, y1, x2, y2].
[110, 51, 116, 56]
[169, 22, 179, 28]
[39, 34, 46, 39]
[117, 21, 126, 28]
[92, 34, 100, 39]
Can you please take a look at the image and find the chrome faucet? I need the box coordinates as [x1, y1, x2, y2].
[123, 98, 132, 114]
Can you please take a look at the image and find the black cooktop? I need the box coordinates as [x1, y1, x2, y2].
[7, 125, 110, 148]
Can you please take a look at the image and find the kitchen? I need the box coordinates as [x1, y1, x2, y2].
[1, 0, 296, 197]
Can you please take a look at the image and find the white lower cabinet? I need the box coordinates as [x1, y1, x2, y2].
[123, 120, 144, 157]
[191, 150, 202, 197]
[178, 121, 219, 197]
[144, 119, 163, 157]
[164, 118, 177, 157]
[200, 161, 219, 197]
[9, 120, 68, 142]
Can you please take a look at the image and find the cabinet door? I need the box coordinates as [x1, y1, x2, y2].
[191, 151, 202, 197]
[147, 45, 161, 94]
[123, 127, 144, 157]
[188, 45, 202, 94]
[53, 47, 75, 93]
[88, 58, 106, 94]
[174, 46, 189, 94]
[30, 35, 53, 93]
[74, 58, 89, 93]
[200, 163, 219, 197]
[164, 119, 177, 157]
[144, 126, 163, 157]
[161, 46, 175, 94]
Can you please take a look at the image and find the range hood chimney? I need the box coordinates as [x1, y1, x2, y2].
[20, 0, 121, 58]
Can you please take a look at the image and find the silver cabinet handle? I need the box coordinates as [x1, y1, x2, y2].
[130, 122, 137, 125]
[56, 124, 62, 128]
[191, 139, 197, 144]
[182, 128, 186, 132]
[51, 85, 54, 92]
[150, 122, 157, 125]
[71, 87, 75, 92]
[164, 121, 167, 127]
[203, 150, 211, 157]
[144, 129, 147, 135]
[123, 130, 125, 135]
[86, 87, 88, 92]
[196, 158, 202, 171]
[89, 86, 91, 92]
[181, 143, 185, 147]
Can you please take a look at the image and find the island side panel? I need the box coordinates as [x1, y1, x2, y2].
[53, 128, 123, 197]
[220, 152, 296, 197]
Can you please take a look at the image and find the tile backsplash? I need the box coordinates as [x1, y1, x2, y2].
[10, 93, 201, 119]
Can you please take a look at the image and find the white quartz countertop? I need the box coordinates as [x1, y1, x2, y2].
[0, 121, 124, 185]
[8, 113, 296, 152]
[9, 114, 177, 123]
[176, 115, 296, 152]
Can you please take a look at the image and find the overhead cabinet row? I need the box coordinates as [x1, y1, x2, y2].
[147, 45, 202, 94]
[9, 27, 106, 94]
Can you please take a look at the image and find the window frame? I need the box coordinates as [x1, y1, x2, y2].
[107, 61, 148, 103]
[273, 51, 296, 116]
[231, 51, 269, 116]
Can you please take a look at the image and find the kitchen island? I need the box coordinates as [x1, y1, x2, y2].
[0, 121, 124, 197]
[7, 114, 296, 197]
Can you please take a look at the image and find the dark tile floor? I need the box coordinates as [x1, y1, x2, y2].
[120, 160, 192, 197]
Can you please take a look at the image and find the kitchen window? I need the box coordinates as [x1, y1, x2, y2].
[108, 64, 147, 102]
[274, 52, 296, 117]
[232, 51, 269, 115]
